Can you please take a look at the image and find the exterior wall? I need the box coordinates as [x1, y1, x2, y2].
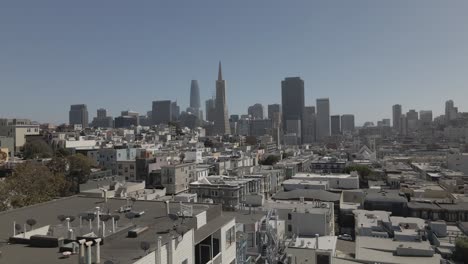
[185, 150, 203, 163]
[134, 230, 194, 264]
[220, 219, 236, 264]
[172, 229, 194, 264]
[98, 149, 118, 174]
[196, 211, 207, 229]
[118, 160, 137, 181]
[292, 175, 359, 189]
[161, 163, 196, 194]
[0, 120, 40, 152]
[14, 126, 40, 150]
[0, 137, 15, 157]
[116, 148, 137, 161]
[290, 212, 331, 236]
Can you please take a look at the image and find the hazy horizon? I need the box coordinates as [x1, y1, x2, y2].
[1, 0, 467, 125]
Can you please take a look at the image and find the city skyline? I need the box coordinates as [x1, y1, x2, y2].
[1, 1, 467, 124]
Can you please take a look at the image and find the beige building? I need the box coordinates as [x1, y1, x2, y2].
[0, 118, 40, 152]
[159, 162, 196, 194]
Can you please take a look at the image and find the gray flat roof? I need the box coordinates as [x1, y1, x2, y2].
[0, 196, 225, 264]
[356, 236, 442, 264]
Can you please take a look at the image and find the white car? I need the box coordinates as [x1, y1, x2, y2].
[338, 234, 353, 241]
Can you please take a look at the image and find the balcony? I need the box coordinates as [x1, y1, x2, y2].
[206, 253, 222, 264]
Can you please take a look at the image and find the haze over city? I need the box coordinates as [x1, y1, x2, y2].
[1, 0, 467, 125]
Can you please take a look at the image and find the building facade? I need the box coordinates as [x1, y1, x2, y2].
[316, 98, 330, 141]
[69, 104, 89, 128]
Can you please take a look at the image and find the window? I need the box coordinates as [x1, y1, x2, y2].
[288, 225, 292, 232]
[288, 213, 292, 220]
[225, 226, 235, 248]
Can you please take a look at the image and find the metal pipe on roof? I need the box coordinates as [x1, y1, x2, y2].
[96, 207, 100, 231]
[85, 241, 93, 264]
[94, 238, 102, 264]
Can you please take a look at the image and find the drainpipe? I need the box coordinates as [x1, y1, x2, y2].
[66, 217, 71, 230]
[13, 221, 16, 237]
[112, 217, 116, 233]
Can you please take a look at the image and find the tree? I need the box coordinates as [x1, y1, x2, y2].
[260, 155, 280, 166]
[344, 165, 372, 177]
[23, 140, 53, 159]
[204, 139, 214, 148]
[47, 156, 67, 176]
[67, 154, 93, 193]
[2, 163, 68, 210]
[455, 237, 468, 263]
[55, 148, 71, 157]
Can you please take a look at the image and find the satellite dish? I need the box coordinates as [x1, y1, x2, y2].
[175, 225, 189, 236]
[125, 212, 136, 219]
[168, 214, 179, 222]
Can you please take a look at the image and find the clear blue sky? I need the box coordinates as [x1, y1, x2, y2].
[1, 0, 467, 125]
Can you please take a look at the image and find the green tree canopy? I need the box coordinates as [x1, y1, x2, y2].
[260, 155, 280, 166]
[23, 140, 53, 159]
[344, 164, 372, 177]
[67, 153, 93, 185]
[455, 237, 468, 263]
[0, 162, 68, 210]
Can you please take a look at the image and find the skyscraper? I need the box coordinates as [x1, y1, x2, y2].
[445, 100, 458, 122]
[248, 103, 264, 120]
[341, 114, 355, 133]
[205, 98, 216, 122]
[152, 100, 172, 125]
[392, 104, 402, 132]
[406, 109, 419, 133]
[171, 102, 180, 121]
[268, 104, 281, 120]
[69, 104, 89, 128]
[302, 106, 316, 144]
[213, 62, 230, 135]
[331, 115, 341, 135]
[92, 108, 113, 128]
[188, 80, 203, 120]
[420, 110, 433, 123]
[316, 98, 330, 141]
[281, 77, 305, 133]
[190, 80, 201, 109]
[97, 108, 107, 119]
